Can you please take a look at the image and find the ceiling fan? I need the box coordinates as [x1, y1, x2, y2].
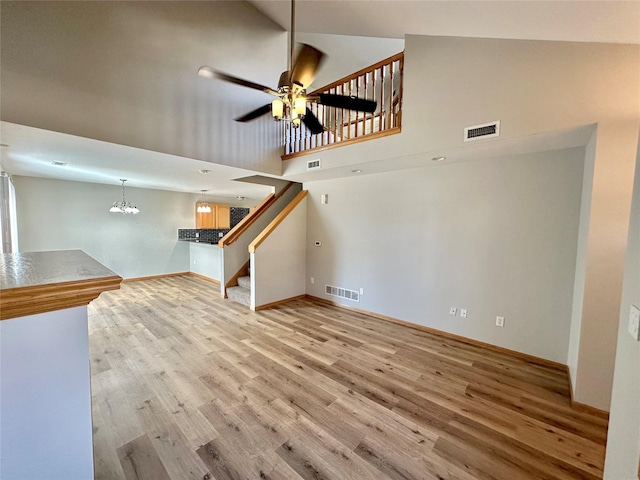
[197, 0, 377, 135]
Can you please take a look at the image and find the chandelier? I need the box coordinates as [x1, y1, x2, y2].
[196, 190, 211, 213]
[109, 179, 139, 214]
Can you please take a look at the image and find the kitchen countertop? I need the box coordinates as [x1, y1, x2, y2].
[179, 238, 220, 245]
[0, 250, 122, 320]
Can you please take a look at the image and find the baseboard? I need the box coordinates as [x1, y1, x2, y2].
[188, 272, 221, 287]
[566, 370, 610, 419]
[253, 294, 306, 312]
[304, 294, 568, 372]
[122, 272, 190, 283]
[122, 272, 222, 290]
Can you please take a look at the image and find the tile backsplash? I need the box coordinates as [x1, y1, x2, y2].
[177, 228, 228, 242]
[230, 207, 250, 228]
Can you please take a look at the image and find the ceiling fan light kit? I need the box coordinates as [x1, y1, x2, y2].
[197, 0, 376, 135]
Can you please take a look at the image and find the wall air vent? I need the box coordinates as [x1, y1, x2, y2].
[325, 285, 360, 302]
[464, 121, 500, 142]
[307, 159, 321, 170]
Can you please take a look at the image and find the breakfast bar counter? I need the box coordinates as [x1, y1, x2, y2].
[0, 250, 122, 480]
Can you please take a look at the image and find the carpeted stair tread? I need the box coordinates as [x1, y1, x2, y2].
[227, 286, 251, 307]
[237, 275, 251, 289]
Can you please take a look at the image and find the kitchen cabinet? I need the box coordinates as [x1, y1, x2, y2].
[216, 204, 230, 229]
[195, 203, 230, 229]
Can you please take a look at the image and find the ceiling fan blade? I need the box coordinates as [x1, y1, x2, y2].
[235, 104, 272, 122]
[289, 44, 325, 89]
[302, 108, 324, 135]
[317, 93, 377, 113]
[198, 66, 279, 96]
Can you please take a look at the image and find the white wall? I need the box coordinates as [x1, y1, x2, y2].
[13, 176, 198, 279]
[603, 132, 640, 479]
[190, 242, 221, 282]
[1, 306, 94, 480]
[305, 148, 584, 363]
[252, 196, 307, 309]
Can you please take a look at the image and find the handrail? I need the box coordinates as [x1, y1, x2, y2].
[283, 51, 404, 158]
[308, 52, 404, 96]
[282, 128, 400, 160]
[249, 190, 308, 253]
[218, 182, 295, 247]
[218, 194, 273, 247]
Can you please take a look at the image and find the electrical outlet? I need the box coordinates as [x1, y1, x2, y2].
[195, 232, 199, 238]
[193, 260, 196, 265]
[628, 305, 640, 341]
[496, 316, 505, 327]
[449, 307, 457, 316]
[360, 288, 364, 296]
[460, 309, 468, 318]
[310, 277, 314, 284]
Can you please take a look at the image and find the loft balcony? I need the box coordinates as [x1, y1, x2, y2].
[282, 52, 404, 159]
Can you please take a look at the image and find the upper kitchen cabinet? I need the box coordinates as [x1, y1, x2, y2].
[216, 205, 230, 229]
[195, 203, 230, 229]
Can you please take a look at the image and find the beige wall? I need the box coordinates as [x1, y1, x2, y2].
[573, 120, 639, 410]
[252, 196, 307, 309]
[305, 148, 584, 363]
[603, 131, 640, 478]
[567, 131, 596, 392]
[288, 36, 640, 410]
[0, 1, 286, 175]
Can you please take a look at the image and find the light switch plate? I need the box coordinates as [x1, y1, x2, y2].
[460, 308, 468, 318]
[628, 305, 640, 341]
[449, 307, 457, 316]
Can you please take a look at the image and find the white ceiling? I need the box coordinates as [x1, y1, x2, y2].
[0, 122, 275, 199]
[1, 0, 637, 195]
[250, 0, 640, 44]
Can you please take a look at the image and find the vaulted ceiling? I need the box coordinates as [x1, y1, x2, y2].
[1, 1, 637, 197]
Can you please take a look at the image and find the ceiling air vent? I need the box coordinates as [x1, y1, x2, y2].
[464, 121, 500, 142]
[307, 159, 321, 170]
[51, 161, 68, 167]
[325, 284, 360, 302]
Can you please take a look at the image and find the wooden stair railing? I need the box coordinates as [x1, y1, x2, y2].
[282, 52, 404, 159]
[218, 182, 295, 247]
[249, 190, 308, 253]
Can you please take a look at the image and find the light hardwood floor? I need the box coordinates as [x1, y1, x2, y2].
[89, 275, 608, 480]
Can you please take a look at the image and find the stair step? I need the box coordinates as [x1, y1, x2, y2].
[237, 275, 251, 289]
[227, 286, 251, 307]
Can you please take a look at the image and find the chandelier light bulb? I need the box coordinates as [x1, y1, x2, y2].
[271, 99, 284, 119]
[109, 179, 139, 215]
[197, 189, 210, 212]
[293, 96, 306, 116]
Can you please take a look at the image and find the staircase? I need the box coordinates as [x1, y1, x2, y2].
[226, 273, 251, 308]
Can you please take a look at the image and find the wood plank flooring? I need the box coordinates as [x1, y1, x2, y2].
[88, 275, 608, 480]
